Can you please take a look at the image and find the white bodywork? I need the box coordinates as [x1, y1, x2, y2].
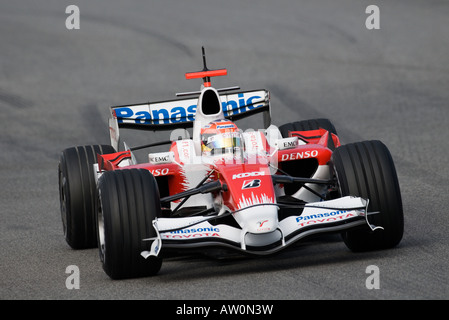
[142, 196, 373, 257]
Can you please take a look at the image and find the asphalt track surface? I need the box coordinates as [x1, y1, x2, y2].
[1, 0, 448, 300]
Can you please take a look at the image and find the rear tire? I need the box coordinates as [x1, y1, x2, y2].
[96, 169, 162, 279]
[332, 140, 404, 252]
[58, 145, 115, 249]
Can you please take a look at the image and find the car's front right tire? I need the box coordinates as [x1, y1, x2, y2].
[58, 145, 115, 249]
[96, 169, 162, 279]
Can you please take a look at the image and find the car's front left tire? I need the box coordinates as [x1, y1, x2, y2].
[332, 140, 404, 251]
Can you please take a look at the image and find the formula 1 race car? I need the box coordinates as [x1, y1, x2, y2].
[58, 48, 404, 279]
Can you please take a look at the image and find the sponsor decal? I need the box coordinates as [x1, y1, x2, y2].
[232, 171, 266, 180]
[249, 133, 259, 149]
[150, 155, 170, 163]
[275, 137, 298, 150]
[114, 93, 264, 125]
[178, 140, 192, 161]
[283, 141, 296, 148]
[216, 124, 236, 129]
[296, 210, 356, 226]
[149, 168, 170, 176]
[170, 227, 220, 234]
[242, 179, 261, 189]
[223, 93, 264, 116]
[149, 152, 173, 164]
[114, 104, 196, 124]
[162, 227, 221, 239]
[258, 220, 269, 227]
[281, 150, 318, 161]
[244, 131, 265, 154]
[256, 219, 271, 232]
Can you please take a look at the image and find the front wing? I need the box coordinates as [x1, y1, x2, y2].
[142, 196, 381, 257]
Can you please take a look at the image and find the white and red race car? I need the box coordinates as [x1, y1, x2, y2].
[58, 48, 404, 279]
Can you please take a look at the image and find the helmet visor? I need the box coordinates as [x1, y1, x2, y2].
[205, 132, 242, 152]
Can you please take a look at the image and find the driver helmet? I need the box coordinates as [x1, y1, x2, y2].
[200, 119, 243, 156]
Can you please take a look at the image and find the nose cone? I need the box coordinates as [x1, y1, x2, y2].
[233, 204, 279, 234]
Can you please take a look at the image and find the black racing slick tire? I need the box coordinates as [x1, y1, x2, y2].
[332, 140, 404, 252]
[96, 169, 162, 279]
[58, 145, 115, 249]
[279, 118, 338, 150]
